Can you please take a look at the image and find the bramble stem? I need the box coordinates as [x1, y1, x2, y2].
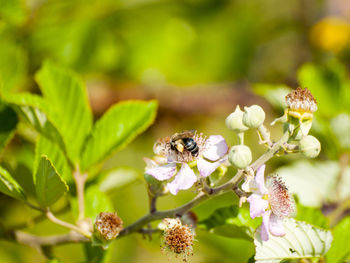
[119, 131, 290, 237]
[46, 210, 91, 238]
[73, 166, 88, 222]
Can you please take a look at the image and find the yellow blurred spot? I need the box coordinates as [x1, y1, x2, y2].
[310, 16, 350, 53]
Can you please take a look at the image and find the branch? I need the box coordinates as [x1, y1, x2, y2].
[73, 166, 88, 222]
[119, 131, 290, 237]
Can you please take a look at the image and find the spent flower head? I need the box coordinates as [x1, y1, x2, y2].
[159, 218, 194, 262]
[242, 165, 295, 241]
[94, 212, 123, 241]
[145, 131, 228, 195]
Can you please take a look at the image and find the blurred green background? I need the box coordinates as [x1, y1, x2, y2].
[1, 0, 350, 262]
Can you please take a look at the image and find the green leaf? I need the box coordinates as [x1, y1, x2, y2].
[35, 61, 93, 162]
[84, 243, 112, 263]
[253, 84, 291, 111]
[199, 205, 260, 240]
[295, 203, 329, 229]
[98, 167, 141, 192]
[0, 165, 26, 200]
[330, 113, 350, 150]
[0, 101, 18, 152]
[34, 136, 72, 184]
[5, 93, 65, 150]
[34, 155, 68, 207]
[80, 100, 157, 171]
[72, 186, 114, 222]
[255, 218, 333, 262]
[326, 216, 350, 263]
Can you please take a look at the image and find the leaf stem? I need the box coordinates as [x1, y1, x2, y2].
[46, 210, 91, 238]
[73, 166, 88, 222]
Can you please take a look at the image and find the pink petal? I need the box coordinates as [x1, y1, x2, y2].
[167, 163, 197, 195]
[247, 193, 269, 219]
[145, 163, 177, 181]
[202, 135, 228, 161]
[255, 165, 268, 195]
[269, 213, 286, 237]
[261, 210, 271, 241]
[197, 157, 224, 178]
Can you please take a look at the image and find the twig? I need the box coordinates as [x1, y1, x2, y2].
[73, 166, 88, 222]
[119, 131, 290, 237]
[149, 195, 157, 214]
[46, 210, 91, 238]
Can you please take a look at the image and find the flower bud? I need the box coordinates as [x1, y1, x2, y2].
[225, 105, 249, 133]
[243, 105, 265, 128]
[228, 145, 252, 169]
[299, 135, 321, 158]
[94, 212, 123, 241]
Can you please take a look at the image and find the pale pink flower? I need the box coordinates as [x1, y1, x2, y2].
[242, 165, 295, 241]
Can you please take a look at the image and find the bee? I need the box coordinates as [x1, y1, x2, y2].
[170, 130, 199, 156]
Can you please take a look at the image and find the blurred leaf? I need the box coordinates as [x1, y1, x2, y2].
[277, 161, 350, 207]
[330, 113, 350, 150]
[253, 84, 291, 111]
[80, 100, 157, 172]
[34, 155, 68, 207]
[295, 203, 329, 229]
[5, 93, 65, 150]
[298, 62, 350, 117]
[84, 243, 112, 263]
[35, 61, 93, 162]
[199, 205, 260, 240]
[0, 40, 27, 93]
[34, 136, 72, 184]
[98, 167, 141, 192]
[254, 218, 332, 262]
[72, 186, 114, 222]
[326, 216, 350, 263]
[0, 165, 26, 200]
[0, 0, 27, 25]
[46, 259, 64, 263]
[0, 101, 18, 153]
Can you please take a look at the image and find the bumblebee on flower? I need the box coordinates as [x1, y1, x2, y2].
[144, 130, 228, 195]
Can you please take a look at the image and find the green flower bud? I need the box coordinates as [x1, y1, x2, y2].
[228, 145, 252, 169]
[225, 105, 249, 133]
[243, 105, 265, 128]
[299, 135, 321, 158]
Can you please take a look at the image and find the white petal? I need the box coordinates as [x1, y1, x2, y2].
[247, 193, 269, 219]
[145, 163, 177, 181]
[167, 163, 197, 195]
[269, 213, 286, 237]
[202, 135, 228, 161]
[242, 177, 259, 193]
[255, 165, 268, 195]
[197, 157, 224, 178]
[260, 210, 271, 241]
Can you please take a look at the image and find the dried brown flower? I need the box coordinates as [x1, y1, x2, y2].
[285, 87, 317, 113]
[95, 212, 123, 241]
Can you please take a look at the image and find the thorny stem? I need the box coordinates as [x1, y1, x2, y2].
[46, 210, 91, 238]
[73, 166, 88, 222]
[119, 131, 290, 237]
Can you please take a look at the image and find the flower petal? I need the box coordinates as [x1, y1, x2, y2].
[269, 213, 286, 237]
[167, 163, 197, 195]
[202, 135, 228, 161]
[145, 163, 177, 181]
[247, 193, 269, 219]
[261, 210, 271, 241]
[255, 165, 268, 195]
[197, 157, 225, 178]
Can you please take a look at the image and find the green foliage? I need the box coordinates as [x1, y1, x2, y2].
[0, 101, 18, 153]
[295, 203, 329, 229]
[80, 100, 157, 172]
[36, 61, 93, 162]
[34, 136, 72, 183]
[254, 218, 332, 262]
[33, 155, 68, 207]
[199, 205, 260, 241]
[0, 165, 26, 200]
[326, 216, 350, 263]
[97, 167, 142, 192]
